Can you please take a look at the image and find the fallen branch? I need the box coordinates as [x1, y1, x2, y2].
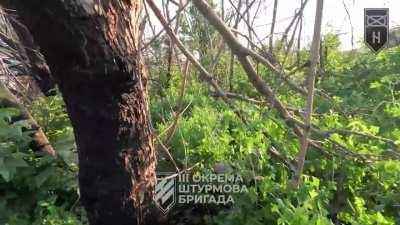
[191, 0, 303, 137]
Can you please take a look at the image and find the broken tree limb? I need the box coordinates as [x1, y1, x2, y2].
[191, 0, 304, 136]
[194, 0, 308, 97]
[149, 0, 393, 168]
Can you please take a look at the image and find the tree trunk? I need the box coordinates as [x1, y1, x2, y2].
[2, 1, 157, 224]
[291, 0, 324, 189]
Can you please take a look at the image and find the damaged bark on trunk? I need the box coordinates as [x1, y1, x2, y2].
[2, 1, 157, 224]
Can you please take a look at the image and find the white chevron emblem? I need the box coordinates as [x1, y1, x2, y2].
[154, 173, 176, 214]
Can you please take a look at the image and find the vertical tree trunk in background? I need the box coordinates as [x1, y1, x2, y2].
[269, 0, 278, 53]
[2, 1, 157, 224]
[291, 0, 323, 189]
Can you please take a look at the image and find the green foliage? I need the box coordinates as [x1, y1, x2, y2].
[150, 37, 400, 224]
[339, 197, 395, 225]
[212, 175, 335, 225]
[0, 97, 85, 225]
[2, 31, 400, 225]
[30, 96, 77, 165]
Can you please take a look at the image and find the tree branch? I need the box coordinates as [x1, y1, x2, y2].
[191, 0, 304, 136]
[291, 0, 323, 189]
[146, 0, 247, 124]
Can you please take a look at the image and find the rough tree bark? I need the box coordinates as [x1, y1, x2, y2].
[1, 1, 157, 224]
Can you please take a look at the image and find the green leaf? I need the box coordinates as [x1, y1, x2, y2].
[0, 166, 10, 182]
[34, 167, 53, 188]
[7, 157, 28, 168]
[0, 156, 28, 182]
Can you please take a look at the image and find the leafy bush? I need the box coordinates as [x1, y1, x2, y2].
[0, 97, 86, 225]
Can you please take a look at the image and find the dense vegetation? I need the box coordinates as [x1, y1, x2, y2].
[1, 35, 400, 224]
[1, 2, 400, 225]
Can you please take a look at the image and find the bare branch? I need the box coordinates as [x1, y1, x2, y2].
[280, 0, 309, 44]
[269, 0, 278, 53]
[191, 0, 305, 136]
[146, 0, 247, 123]
[342, 1, 354, 50]
[142, 1, 189, 50]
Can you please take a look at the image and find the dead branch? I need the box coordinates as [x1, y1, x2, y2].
[146, 0, 247, 124]
[342, 1, 354, 50]
[142, 0, 190, 50]
[280, 0, 309, 44]
[269, 0, 278, 53]
[191, 0, 305, 136]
